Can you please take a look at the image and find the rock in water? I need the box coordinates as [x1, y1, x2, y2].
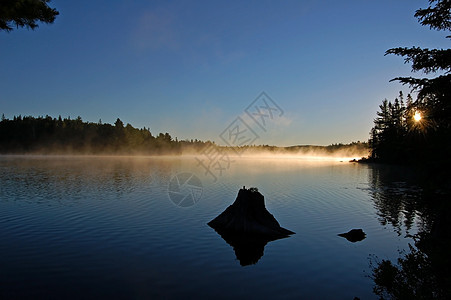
[208, 187, 294, 238]
[338, 229, 366, 242]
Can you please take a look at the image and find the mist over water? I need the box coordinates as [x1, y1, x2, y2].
[0, 155, 419, 299]
[181, 143, 369, 161]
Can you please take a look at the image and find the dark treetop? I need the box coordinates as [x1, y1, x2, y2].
[0, 0, 59, 32]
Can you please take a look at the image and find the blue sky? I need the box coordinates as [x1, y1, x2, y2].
[0, 0, 449, 146]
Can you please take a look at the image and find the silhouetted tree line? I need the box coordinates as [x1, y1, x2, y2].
[200, 142, 368, 156]
[0, 114, 212, 154]
[0, 114, 368, 155]
[285, 141, 368, 155]
[368, 0, 451, 166]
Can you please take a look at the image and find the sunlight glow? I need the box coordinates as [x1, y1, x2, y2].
[414, 111, 422, 122]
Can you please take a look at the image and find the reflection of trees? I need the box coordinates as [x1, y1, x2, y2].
[372, 244, 439, 299]
[368, 165, 429, 236]
[371, 201, 451, 299]
[368, 165, 451, 299]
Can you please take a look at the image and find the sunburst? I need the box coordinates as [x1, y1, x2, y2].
[413, 111, 422, 122]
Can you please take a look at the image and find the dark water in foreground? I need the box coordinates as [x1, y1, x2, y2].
[0, 155, 427, 299]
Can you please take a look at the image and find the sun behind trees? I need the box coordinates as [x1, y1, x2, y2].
[369, 92, 429, 163]
[368, 0, 451, 166]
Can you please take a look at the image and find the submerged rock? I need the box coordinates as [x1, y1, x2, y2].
[338, 229, 366, 242]
[208, 187, 294, 238]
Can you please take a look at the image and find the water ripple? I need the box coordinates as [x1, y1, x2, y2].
[0, 156, 421, 299]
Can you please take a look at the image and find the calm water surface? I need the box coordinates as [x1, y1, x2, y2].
[0, 155, 423, 299]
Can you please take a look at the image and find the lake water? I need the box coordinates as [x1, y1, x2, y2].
[0, 155, 423, 299]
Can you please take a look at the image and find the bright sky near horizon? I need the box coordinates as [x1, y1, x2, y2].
[0, 0, 449, 146]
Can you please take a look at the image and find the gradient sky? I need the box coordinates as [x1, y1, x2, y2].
[0, 0, 449, 146]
